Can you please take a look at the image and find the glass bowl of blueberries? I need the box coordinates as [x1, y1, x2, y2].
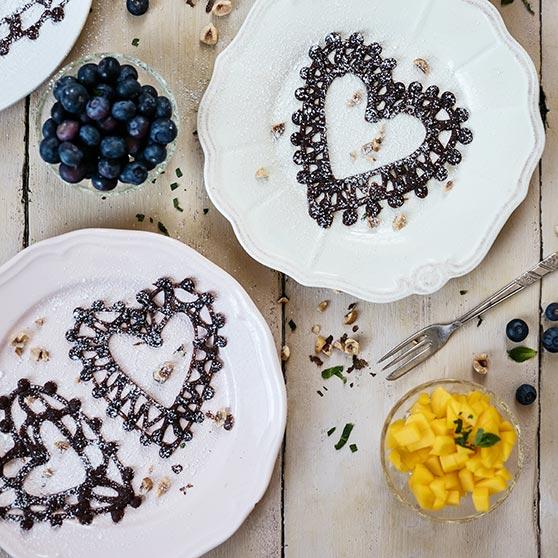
[37, 53, 179, 194]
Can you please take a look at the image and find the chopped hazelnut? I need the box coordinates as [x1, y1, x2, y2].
[344, 308, 358, 325]
[271, 123, 285, 139]
[11, 332, 30, 356]
[141, 477, 154, 493]
[344, 338, 360, 356]
[153, 362, 174, 384]
[281, 345, 290, 362]
[350, 150, 358, 162]
[212, 0, 233, 16]
[54, 441, 70, 452]
[200, 23, 219, 46]
[318, 300, 329, 312]
[157, 477, 171, 497]
[444, 180, 454, 192]
[255, 167, 269, 180]
[311, 325, 321, 335]
[315, 335, 327, 354]
[393, 214, 407, 231]
[35, 318, 45, 327]
[413, 58, 430, 74]
[277, 296, 289, 304]
[367, 216, 381, 229]
[333, 340, 344, 352]
[31, 347, 50, 363]
[473, 354, 489, 375]
[347, 90, 364, 107]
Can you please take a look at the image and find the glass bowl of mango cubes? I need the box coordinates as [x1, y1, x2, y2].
[381, 379, 522, 522]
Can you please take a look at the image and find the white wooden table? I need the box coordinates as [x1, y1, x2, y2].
[0, 1, 556, 556]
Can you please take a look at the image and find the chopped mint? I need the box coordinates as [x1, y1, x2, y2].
[170, 182, 179, 191]
[132, 38, 140, 47]
[327, 427, 336, 437]
[349, 444, 358, 453]
[321, 366, 347, 384]
[175, 168, 183, 178]
[334, 423, 354, 450]
[158, 222, 170, 236]
[508, 346, 537, 363]
[136, 213, 145, 222]
[474, 428, 501, 448]
[173, 198, 184, 212]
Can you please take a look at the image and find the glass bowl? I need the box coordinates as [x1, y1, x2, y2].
[36, 53, 179, 196]
[380, 379, 523, 522]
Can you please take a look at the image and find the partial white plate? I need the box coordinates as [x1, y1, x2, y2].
[198, 0, 545, 303]
[0, 0, 91, 112]
[0, 229, 286, 558]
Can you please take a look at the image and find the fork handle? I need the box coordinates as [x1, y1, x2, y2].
[456, 252, 558, 326]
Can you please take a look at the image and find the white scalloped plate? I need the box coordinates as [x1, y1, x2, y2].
[0, 0, 91, 112]
[198, 0, 545, 303]
[0, 229, 286, 558]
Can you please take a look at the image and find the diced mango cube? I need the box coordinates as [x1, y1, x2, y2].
[501, 430, 517, 446]
[431, 418, 450, 435]
[410, 484, 435, 510]
[424, 456, 444, 477]
[472, 487, 490, 512]
[429, 478, 447, 501]
[389, 449, 407, 472]
[431, 387, 452, 418]
[393, 424, 422, 447]
[410, 464, 435, 486]
[480, 446, 501, 469]
[430, 435, 456, 456]
[497, 467, 513, 482]
[477, 476, 508, 495]
[443, 472, 461, 491]
[446, 490, 461, 506]
[458, 468, 475, 493]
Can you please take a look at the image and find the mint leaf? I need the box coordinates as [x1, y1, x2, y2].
[474, 428, 501, 448]
[327, 427, 336, 437]
[321, 366, 347, 384]
[508, 346, 537, 363]
[334, 423, 354, 450]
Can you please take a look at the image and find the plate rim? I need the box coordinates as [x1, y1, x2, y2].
[198, 0, 546, 303]
[0, 228, 287, 558]
[0, 0, 93, 112]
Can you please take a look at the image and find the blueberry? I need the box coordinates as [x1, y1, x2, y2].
[100, 136, 127, 159]
[127, 115, 150, 138]
[118, 64, 139, 82]
[155, 96, 172, 118]
[98, 158, 123, 180]
[91, 175, 118, 191]
[545, 303, 558, 321]
[42, 118, 58, 139]
[79, 124, 101, 147]
[98, 56, 121, 82]
[59, 163, 86, 184]
[543, 327, 558, 353]
[137, 93, 156, 117]
[126, 137, 144, 157]
[141, 84, 158, 97]
[149, 118, 177, 145]
[116, 78, 141, 99]
[98, 116, 120, 133]
[142, 143, 167, 166]
[58, 142, 84, 167]
[39, 138, 61, 164]
[50, 102, 67, 124]
[53, 76, 77, 101]
[86, 96, 111, 121]
[59, 83, 89, 113]
[56, 120, 80, 142]
[77, 63, 99, 89]
[120, 161, 148, 185]
[92, 83, 115, 100]
[127, 0, 149, 16]
[112, 100, 136, 121]
[515, 384, 537, 406]
[506, 319, 529, 343]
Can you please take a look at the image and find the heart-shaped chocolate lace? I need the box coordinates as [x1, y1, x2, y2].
[0, 379, 141, 530]
[291, 32, 473, 228]
[66, 277, 227, 459]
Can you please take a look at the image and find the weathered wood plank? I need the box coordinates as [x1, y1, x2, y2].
[283, 1, 542, 556]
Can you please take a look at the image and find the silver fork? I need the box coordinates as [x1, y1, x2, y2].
[379, 252, 558, 381]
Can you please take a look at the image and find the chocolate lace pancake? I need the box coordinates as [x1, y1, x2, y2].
[66, 277, 227, 459]
[0, 1, 70, 57]
[0, 379, 141, 530]
[291, 32, 473, 228]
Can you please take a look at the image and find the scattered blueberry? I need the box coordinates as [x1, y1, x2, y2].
[112, 100, 136, 121]
[50, 102, 67, 124]
[150, 118, 177, 145]
[118, 64, 139, 82]
[120, 161, 148, 185]
[53, 76, 77, 101]
[127, 0, 149, 16]
[97, 56, 121, 82]
[506, 319, 529, 343]
[58, 142, 84, 167]
[59, 163, 86, 184]
[86, 96, 111, 121]
[56, 120, 80, 142]
[155, 96, 172, 118]
[79, 124, 101, 147]
[77, 63, 99, 88]
[127, 115, 150, 139]
[41, 57, 176, 191]
[39, 138, 61, 164]
[142, 143, 166, 166]
[515, 384, 537, 406]
[543, 327, 558, 353]
[59, 83, 89, 113]
[42, 118, 58, 139]
[545, 303, 558, 321]
[98, 158, 124, 180]
[92, 175, 118, 191]
[100, 136, 127, 159]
